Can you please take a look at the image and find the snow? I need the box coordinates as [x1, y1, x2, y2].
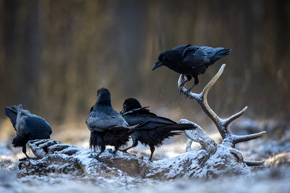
[0, 117, 289, 193]
[1, 165, 290, 193]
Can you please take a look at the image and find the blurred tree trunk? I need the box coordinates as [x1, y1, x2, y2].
[1, 0, 42, 108]
[0, 0, 289, 127]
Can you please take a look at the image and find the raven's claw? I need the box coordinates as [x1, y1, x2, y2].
[178, 86, 183, 95]
[178, 81, 187, 94]
[185, 90, 191, 97]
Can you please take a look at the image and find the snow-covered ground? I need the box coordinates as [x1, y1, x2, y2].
[0, 118, 289, 193]
[1, 164, 290, 193]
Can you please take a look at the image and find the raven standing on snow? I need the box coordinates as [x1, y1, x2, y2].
[120, 98, 194, 161]
[152, 44, 231, 95]
[86, 88, 133, 158]
[4, 105, 52, 159]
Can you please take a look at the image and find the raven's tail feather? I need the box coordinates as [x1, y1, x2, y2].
[4, 106, 18, 128]
[210, 48, 231, 64]
[90, 131, 103, 149]
[156, 123, 195, 131]
[90, 128, 131, 150]
[104, 129, 131, 147]
[12, 135, 28, 147]
[132, 123, 195, 147]
[131, 122, 194, 132]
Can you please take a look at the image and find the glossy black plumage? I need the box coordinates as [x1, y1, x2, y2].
[86, 88, 132, 158]
[153, 44, 231, 94]
[4, 105, 52, 159]
[120, 98, 194, 161]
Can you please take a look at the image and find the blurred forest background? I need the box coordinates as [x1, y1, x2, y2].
[0, 0, 289, 137]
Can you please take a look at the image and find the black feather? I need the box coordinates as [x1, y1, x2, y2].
[12, 135, 28, 148]
[4, 106, 17, 128]
[120, 98, 194, 161]
[153, 44, 231, 92]
[4, 105, 52, 159]
[86, 88, 131, 157]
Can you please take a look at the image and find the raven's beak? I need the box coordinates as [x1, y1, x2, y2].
[120, 109, 124, 116]
[152, 60, 163, 70]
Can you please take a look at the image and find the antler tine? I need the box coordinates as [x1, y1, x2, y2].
[178, 64, 266, 166]
[199, 64, 226, 138]
[201, 64, 226, 100]
[244, 160, 265, 166]
[223, 106, 248, 132]
[233, 131, 266, 144]
[178, 64, 227, 139]
[223, 105, 266, 147]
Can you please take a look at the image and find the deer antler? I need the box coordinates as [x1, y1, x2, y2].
[179, 64, 266, 166]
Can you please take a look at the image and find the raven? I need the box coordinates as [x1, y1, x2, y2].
[4, 104, 52, 159]
[152, 44, 231, 95]
[120, 98, 194, 161]
[86, 88, 133, 158]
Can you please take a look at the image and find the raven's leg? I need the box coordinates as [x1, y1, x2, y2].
[96, 145, 105, 159]
[149, 145, 155, 162]
[96, 141, 106, 159]
[185, 76, 199, 96]
[89, 147, 93, 157]
[185, 84, 196, 96]
[89, 145, 99, 158]
[178, 75, 192, 94]
[89, 132, 98, 155]
[113, 145, 120, 155]
[22, 145, 30, 159]
[90, 145, 96, 154]
[119, 138, 138, 152]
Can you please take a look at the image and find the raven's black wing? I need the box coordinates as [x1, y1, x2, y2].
[86, 110, 129, 132]
[122, 106, 157, 116]
[23, 115, 52, 140]
[173, 44, 191, 54]
[123, 110, 176, 127]
[182, 46, 209, 68]
[199, 46, 231, 65]
[134, 121, 194, 131]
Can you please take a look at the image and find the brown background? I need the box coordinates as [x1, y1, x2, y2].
[0, 0, 289, 132]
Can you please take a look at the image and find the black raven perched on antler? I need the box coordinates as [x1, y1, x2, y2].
[152, 44, 231, 95]
[86, 88, 134, 158]
[4, 105, 52, 159]
[120, 98, 194, 161]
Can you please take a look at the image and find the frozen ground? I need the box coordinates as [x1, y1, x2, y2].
[1, 163, 290, 193]
[0, 118, 290, 193]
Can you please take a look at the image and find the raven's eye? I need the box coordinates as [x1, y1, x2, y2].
[159, 55, 167, 61]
